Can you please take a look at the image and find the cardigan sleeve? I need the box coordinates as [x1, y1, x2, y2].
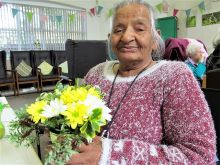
[99, 64, 216, 165]
[194, 63, 206, 79]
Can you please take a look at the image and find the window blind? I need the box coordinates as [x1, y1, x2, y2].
[0, 2, 87, 55]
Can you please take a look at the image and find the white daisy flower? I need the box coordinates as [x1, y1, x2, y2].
[84, 95, 112, 121]
[41, 98, 67, 118]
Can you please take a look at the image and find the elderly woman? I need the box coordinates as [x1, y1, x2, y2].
[185, 42, 207, 85]
[68, 0, 216, 164]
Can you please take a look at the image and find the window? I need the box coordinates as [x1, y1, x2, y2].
[0, 2, 87, 56]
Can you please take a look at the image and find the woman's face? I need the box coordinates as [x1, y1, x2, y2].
[110, 4, 156, 64]
[191, 48, 203, 63]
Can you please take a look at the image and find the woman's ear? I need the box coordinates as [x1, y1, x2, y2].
[152, 40, 157, 51]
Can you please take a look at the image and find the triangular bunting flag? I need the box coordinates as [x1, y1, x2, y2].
[12, 8, 19, 17]
[162, 1, 169, 13]
[81, 11, 86, 17]
[69, 14, 75, 23]
[40, 15, 48, 23]
[56, 16, 62, 23]
[198, 1, 205, 13]
[185, 9, 191, 17]
[96, 5, 103, 16]
[90, 8, 96, 16]
[26, 12, 33, 22]
[107, 9, 113, 18]
[156, 3, 163, 13]
[173, 9, 179, 16]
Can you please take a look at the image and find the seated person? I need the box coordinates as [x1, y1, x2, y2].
[185, 42, 207, 85]
[68, 0, 216, 164]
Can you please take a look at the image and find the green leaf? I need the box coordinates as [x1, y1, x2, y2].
[85, 122, 95, 138]
[90, 108, 102, 121]
[80, 121, 88, 134]
[90, 121, 100, 132]
[80, 121, 96, 139]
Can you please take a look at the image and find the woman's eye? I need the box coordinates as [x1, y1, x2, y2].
[136, 28, 145, 32]
[114, 29, 123, 33]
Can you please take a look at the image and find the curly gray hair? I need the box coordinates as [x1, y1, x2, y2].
[110, 0, 165, 60]
[186, 42, 203, 57]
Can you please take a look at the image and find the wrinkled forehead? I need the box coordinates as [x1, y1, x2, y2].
[113, 4, 152, 26]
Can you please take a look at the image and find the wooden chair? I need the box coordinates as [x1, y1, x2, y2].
[65, 40, 107, 83]
[52, 50, 72, 85]
[31, 50, 61, 91]
[10, 51, 40, 95]
[0, 51, 16, 96]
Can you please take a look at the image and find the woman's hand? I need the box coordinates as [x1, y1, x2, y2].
[67, 136, 102, 165]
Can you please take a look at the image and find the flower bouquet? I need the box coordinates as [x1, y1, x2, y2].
[8, 81, 111, 165]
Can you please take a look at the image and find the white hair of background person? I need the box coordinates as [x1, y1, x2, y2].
[186, 38, 209, 59]
[108, 0, 165, 60]
[186, 42, 204, 58]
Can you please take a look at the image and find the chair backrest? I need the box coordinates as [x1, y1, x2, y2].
[31, 50, 53, 68]
[202, 88, 220, 157]
[65, 39, 107, 81]
[207, 56, 220, 72]
[52, 50, 67, 66]
[207, 44, 220, 72]
[0, 51, 6, 78]
[206, 69, 220, 89]
[52, 50, 68, 77]
[10, 51, 32, 69]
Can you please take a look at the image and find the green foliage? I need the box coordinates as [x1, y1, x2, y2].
[7, 119, 37, 147]
[80, 108, 106, 140]
[44, 134, 82, 165]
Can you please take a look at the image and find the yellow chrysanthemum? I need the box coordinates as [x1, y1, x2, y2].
[26, 100, 47, 123]
[87, 87, 102, 99]
[62, 103, 88, 129]
[72, 87, 88, 102]
[60, 87, 75, 104]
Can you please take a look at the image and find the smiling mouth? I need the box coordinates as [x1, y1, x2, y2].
[119, 46, 138, 53]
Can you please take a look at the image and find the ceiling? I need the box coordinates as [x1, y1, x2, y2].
[43, 0, 220, 10]
[45, 0, 210, 10]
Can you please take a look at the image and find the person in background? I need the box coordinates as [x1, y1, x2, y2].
[185, 42, 207, 85]
[68, 0, 216, 164]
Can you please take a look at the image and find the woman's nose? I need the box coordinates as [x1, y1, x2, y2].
[120, 27, 135, 43]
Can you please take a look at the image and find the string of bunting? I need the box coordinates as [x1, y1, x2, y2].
[155, 0, 206, 17]
[89, 5, 104, 17]
[105, 0, 206, 19]
[89, 0, 104, 17]
[0, 2, 86, 24]
[1, 1, 207, 21]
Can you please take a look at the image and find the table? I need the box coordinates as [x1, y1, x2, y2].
[0, 97, 42, 165]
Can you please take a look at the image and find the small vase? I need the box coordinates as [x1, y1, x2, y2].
[0, 110, 5, 139]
